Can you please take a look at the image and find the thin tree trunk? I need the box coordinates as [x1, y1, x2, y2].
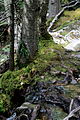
[9, 0, 14, 71]
[40, 0, 49, 38]
[48, 0, 61, 19]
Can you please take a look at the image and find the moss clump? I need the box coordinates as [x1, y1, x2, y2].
[52, 106, 67, 120]
[64, 84, 80, 98]
[64, 8, 80, 20]
[17, 40, 30, 68]
[0, 39, 63, 111]
[0, 69, 31, 94]
[0, 39, 78, 94]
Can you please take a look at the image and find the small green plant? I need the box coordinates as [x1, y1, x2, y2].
[18, 40, 29, 59]
[60, 0, 69, 4]
[17, 40, 30, 67]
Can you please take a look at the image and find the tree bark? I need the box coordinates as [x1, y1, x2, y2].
[4, 0, 11, 25]
[9, 0, 14, 71]
[18, 0, 39, 66]
[47, 0, 61, 19]
[40, 0, 49, 38]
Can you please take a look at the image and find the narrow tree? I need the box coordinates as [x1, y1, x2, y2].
[9, 0, 14, 70]
[48, 0, 61, 18]
[40, 0, 49, 38]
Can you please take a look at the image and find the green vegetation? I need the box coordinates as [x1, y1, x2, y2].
[52, 106, 67, 120]
[0, 5, 80, 116]
[0, 39, 61, 112]
[64, 84, 80, 98]
[0, 38, 80, 112]
[60, 0, 69, 4]
[0, 94, 10, 112]
[53, 8, 80, 31]
[17, 40, 30, 68]
[0, 39, 63, 91]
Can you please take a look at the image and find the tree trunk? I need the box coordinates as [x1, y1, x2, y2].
[40, 0, 49, 38]
[9, 0, 14, 71]
[18, 0, 39, 66]
[48, 0, 61, 19]
[4, 0, 22, 52]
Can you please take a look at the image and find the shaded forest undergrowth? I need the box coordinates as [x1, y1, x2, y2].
[0, 39, 80, 119]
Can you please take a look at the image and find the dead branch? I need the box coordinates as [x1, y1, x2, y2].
[64, 97, 80, 120]
[64, 106, 80, 120]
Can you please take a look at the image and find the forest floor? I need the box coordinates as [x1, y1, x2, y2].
[0, 8, 80, 120]
[0, 39, 80, 120]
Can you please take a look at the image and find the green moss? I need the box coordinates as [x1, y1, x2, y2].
[0, 94, 10, 112]
[64, 84, 80, 98]
[0, 39, 63, 106]
[52, 8, 80, 31]
[61, 0, 69, 4]
[0, 37, 80, 112]
[0, 39, 77, 93]
[1, 68, 31, 94]
[52, 106, 67, 120]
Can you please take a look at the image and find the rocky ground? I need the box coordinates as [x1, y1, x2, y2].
[1, 46, 80, 120]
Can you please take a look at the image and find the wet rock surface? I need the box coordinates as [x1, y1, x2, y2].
[7, 81, 71, 120]
[5, 61, 80, 120]
[6, 80, 80, 120]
